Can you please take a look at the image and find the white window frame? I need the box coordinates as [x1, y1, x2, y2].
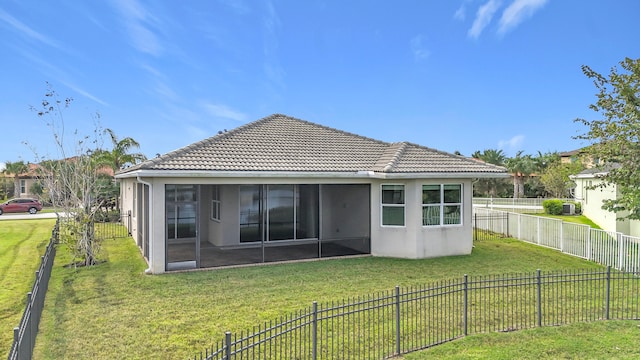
[20, 179, 26, 194]
[381, 184, 405, 227]
[422, 183, 463, 227]
[211, 185, 221, 221]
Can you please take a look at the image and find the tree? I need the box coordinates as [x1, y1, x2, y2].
[94, 128, 146, 172]
[471, 149, 511, 197]
[93, 128, 146, 210]
[540, 161, 585, 198]
[523, 151, 561, 198]
[533, 151, 560, 173]
[30, 84, 107, 266]
[575, 57, 640, 219]
[505, 151, 536, 198]
[2, 160, 28, 198]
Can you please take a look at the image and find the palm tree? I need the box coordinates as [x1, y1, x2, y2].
[95, 128, 146, 172]
[2, 161, 28, 198]
[472, 149, 509, 197]
[505, 151, 536, 198]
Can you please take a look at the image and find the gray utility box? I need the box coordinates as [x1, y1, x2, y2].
[562, 203, 575, 215]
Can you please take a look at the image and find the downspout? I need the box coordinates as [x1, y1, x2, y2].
[137, 176, 153, 275]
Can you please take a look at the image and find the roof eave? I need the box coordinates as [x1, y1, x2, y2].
[115, 169, 509, 180]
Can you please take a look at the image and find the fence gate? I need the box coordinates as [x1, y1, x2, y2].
[95, 212, 132, 240]
[473, 212, 509, 241]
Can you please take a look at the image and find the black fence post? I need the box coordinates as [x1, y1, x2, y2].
[463, 274, 469, 336]
[312, 301, 318, 360]
[473, 213, 477, 241]
[224, 332, 231, 360]
[536, 269, 542, 327]
[605, 266, 611, 320]
[395, 286, 401, 356]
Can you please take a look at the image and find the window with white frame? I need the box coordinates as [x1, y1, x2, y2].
[211, 185, 221, 221]
[381, 184, 405, 226]
[422, 184, 462, 226]
[20, 179, 26, 194]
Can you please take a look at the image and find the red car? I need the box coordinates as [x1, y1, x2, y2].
[0, 198, 43, 215]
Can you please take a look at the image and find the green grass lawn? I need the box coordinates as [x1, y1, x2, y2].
[0, 218, 56, 359]
[529, 213, 602, 229]
[404, 320, 640, 359]
[29, 224, 612, 360]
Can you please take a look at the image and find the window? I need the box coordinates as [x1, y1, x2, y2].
[381, 184, 405, 226]
[239, 185, 319, 243]
[20, 180, 26, 194]
[422, 184, 462, 226]
[211, 185, 221, 221]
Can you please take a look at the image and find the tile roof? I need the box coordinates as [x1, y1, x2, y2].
[118, 114, 507, 175]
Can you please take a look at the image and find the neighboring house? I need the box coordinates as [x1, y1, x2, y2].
[115, 114, 508, 274]
[15, 164, 40, 198]
[572, 166, 640, 237]
[560, 148, 599, 168]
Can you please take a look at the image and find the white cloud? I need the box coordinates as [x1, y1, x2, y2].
[201, 102, 247, 122]
[468, 0, 502, 39]
[410, 35, 430, 61]
[498, 134, 525, 153]
[0, 162, 5, 172]
[454, 6, 466, 21]
[498, 0, 549, 35]
[0, 8, 62, 49]
[60, 80, 109, 106]
[111, 0, 163, 56]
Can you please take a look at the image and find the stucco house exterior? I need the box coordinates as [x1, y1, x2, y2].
[115, 114, 508, 274]
[572, 166, 640, 237]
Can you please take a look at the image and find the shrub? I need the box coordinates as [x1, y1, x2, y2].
[542, 199, 564, 215]
[572, 201, 582, 214]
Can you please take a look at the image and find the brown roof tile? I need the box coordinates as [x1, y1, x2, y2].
[118, 114, 506, 175]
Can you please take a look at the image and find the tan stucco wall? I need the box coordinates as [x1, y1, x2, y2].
[371, 179, 473, 259]
[120, 175, 476, 273]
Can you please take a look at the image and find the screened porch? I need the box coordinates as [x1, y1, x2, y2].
[165, 183, 371, 270]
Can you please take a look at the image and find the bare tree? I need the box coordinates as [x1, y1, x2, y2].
[30, 83, 106, 267]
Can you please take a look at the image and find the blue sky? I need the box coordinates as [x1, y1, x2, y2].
[1, 0, 638, 170]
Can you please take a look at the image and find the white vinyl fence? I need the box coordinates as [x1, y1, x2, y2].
[474, 207, 640, 273]
[472, 197, 576, 213]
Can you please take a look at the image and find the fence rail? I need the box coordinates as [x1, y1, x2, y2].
[473, 208, 640, 273]
[472, 197, 576, 214]
[7, 220, 59, 360]
[194, 267, 640, 359]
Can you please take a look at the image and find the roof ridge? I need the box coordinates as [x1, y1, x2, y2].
[382, 142, 409, 172]
[401, 141, 508, 171]
[274, 113, 390, 146]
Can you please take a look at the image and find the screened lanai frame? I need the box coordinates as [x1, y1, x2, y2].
[165, 183, 372, 270]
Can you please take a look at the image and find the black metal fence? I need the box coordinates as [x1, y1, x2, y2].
[7, 220, 59, 360]
[94, 211, 131, 240]
[193, 266, 640, 359]
[473, 212, 509, 241]
[57, 211, 131, 242]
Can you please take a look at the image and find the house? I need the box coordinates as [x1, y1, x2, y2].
[572, 165, 640, 237]
[13, 164, 40, 198]
[115, 114, 508, 274]
[560, 147, 599, 168]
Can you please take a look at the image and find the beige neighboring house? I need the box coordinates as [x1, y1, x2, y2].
[115, 114, 508, 274]
[560, 147, 599, 168]
[15, 164, 40, 198]
[572, 165, 640, 237]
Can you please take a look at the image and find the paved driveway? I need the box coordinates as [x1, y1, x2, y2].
[0, 212, 58, 221]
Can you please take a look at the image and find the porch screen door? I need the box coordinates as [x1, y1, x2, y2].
[166, 185, 199, 270]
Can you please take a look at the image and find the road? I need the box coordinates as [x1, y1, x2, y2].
[0, 212, 59, 221]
